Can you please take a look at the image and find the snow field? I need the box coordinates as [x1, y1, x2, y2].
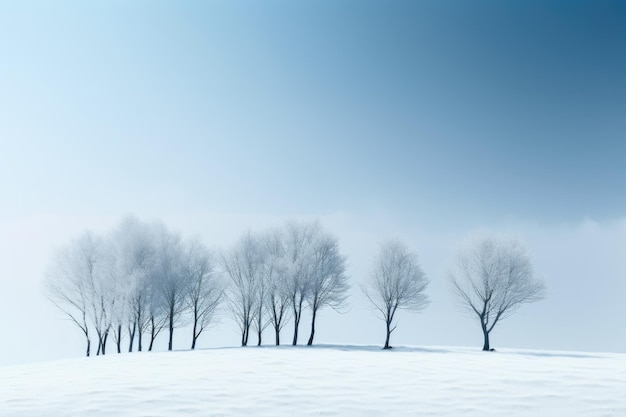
[1, 345, 625, 417]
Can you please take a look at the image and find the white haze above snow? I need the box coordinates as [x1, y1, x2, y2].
[0, 212, 624, 366]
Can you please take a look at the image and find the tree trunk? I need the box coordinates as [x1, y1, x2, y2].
[149, 316, 156, 351]
[148, 336, 155, 351]
[102, 331, 108, 355]
[257, 328, 262, 346]
[275, 325, 280, 346]
[292, 304, 301, 345]
[383, 320, 392, 349]
[116, 324, 122, 353]
[307, 308, 317, 346]
[482, 322, 490, 351]
[292, 319, 298, 345]
[137, 310, 143, 352]
[128, 322, 136, 353]
[168, 310, 174, 351]
[191, 308, 198, 350]
[86, 337, 91, 357]
[243, 323, 250, 346]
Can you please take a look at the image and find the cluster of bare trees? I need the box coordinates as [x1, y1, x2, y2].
[45, 218, 351, 356]
[46, 215, 546, 355]
[221, 221, 350, 347]
[45, 217, 222, 356]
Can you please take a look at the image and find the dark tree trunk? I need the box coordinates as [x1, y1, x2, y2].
[137, 309, 143, 352]
[128, 322, 136, 353]
[383, 320, 392, 349]
[292, 318, 299, 346]
[292, 301, 302, 346]
[116, 324, 122, 353]
[102, 331, 108, 355]
[86, 337, 91, 357]
[149, 316, 157, 351]
[138, 327, 143, 352]
[191, 308, 198, 350]
[244, 323, 250, 346]
[275, 325, 280, 346]
[257, 328, 262, 346]
[96, 339, 101, 356]
[168, 306, 174, 351]
[307, 308, 317, 346]
[482, 321, 490, 351]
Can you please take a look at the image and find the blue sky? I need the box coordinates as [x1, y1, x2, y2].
[0, 1, 625, 364]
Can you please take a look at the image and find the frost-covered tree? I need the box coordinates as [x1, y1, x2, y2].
[284, 221, 320, 345]
[262, 229, 291, 345]
[109, 216, 156, 353]
[221, 232, 265, 346]
[152, 224, 188, 351]
[363, 240, 429, 349]
[251, 254, 271, 346]
[88, 242, 116, 356]
[306, 234, 349, 345]
[45, 232, 102, 357]
[183, 238, 223, 349]
[449, 233, 546, 351]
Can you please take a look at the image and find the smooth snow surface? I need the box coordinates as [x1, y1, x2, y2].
[1, 345, 624, 416]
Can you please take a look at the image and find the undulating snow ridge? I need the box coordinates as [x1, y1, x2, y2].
[1, 345, 624, 417]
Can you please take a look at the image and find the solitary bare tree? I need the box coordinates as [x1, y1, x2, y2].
[449, 233, 546, 351]
[363, 240, 429, 349]
[306, 234, 349, 345]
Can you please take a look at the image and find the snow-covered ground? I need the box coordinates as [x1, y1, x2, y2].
[1, 345, 624, 417]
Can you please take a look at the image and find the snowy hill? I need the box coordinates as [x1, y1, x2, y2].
[1, 345, 624, 417]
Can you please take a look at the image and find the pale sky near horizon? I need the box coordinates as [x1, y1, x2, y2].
[1, 0, 625, 366]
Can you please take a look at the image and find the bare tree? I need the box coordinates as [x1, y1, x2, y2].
[363, 240, 429, 349]
[449, 233, 546, 351]
[221, 231, 264, 346]
[262, 229, 291, 345]
[88, 252, 115, 356]
[251, 260, 271, 346]
[45, 232, 101, 357]
[306, 234, 350, 345]
[284, 221, 320, 345]
[110, 216, 155, 353]
[146, 281, 168, 351]
[183, 238, 223, 349]
[152, 224, 188, 351]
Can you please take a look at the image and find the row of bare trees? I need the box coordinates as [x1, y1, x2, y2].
[221, 221, 350, 347]
[45, 218, 351, 356]
[45, 217, 222, 356]
[46, 216, 546, 355]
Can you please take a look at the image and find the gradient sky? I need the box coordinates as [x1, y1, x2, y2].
[1, 1, 625, 365]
